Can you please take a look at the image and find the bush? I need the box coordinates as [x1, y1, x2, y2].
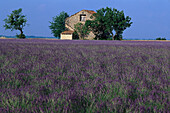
[73, 31, 79, 39]
[16, 34, 26, 39]
[161, 37, 166, 40]
[114, 34, 122, 40]
[107, 38, 112, 40]
[156, 37, 166, 40]
[156, 37, 161, 40]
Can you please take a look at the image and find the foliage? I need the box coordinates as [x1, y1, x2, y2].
[156, 37, 166, 40]
[16, 34, 26, 39]
[74, 23, 90, 40]
[111, 8, 132, 40]
[49, 11, 69, 38]
[85, 7, 132, 40]
[3, 8, 27, 39]
[85, 13, 110, 40]
[72, 31, 79, 39]
[0, 39, 169, 112]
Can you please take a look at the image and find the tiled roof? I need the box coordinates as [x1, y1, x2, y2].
[61, 30, 74, 34]
[66, 10, 96, 20]
[83, 10, 96, 14]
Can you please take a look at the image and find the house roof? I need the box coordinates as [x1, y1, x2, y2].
[83, 10, 96, 14]
[66, 10, 96, 20]
[61, 30, 74, 34]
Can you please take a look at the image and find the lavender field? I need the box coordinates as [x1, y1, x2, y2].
[0, 39, 169, 113]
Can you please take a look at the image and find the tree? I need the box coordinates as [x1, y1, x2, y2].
[85, 7, 132, 40]
[4, 8, 27, 39]
[85, 9, 110, 40]
[85, 20, 110, 40]
[74, 23, 90, 40]
[49, 11, 69, 38]
[111, 8, 133, 40]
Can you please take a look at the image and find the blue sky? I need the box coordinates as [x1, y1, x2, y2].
[0, 0, 170, 39]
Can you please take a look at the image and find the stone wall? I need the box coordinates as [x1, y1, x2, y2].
[65, 10, 95, 40]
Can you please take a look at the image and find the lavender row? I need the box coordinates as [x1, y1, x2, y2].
[0, 39, 169, 112]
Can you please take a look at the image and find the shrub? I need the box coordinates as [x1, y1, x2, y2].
[16, 34, 26, 39]
[161, 37, 166, 40]
[73, 31, 79, 39]
[156, 37, 161, 40]
[156, 37, 166, 40]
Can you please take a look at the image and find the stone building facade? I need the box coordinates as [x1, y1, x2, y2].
[60, 10, 96, 40]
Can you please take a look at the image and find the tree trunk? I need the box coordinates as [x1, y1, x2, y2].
[19, 29, 25, 39]
[80, 35, 83, 40]
[19, 29, 23, 35]
[111, 32, 114, 40]
[113, 31, 118, 40]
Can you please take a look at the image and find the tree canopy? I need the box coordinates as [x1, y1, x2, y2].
[85, 7, 133, 40]
[85, 10, 110, 40]
[49, 11, 69, 38]
[4, 8, 27, 39]
[74, 23, 90, 40]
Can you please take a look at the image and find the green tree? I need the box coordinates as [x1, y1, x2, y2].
[74, 23, 90, 40]
[85, 7, 132, 40]
[85, 9, 110, 40]
[4, 8, 27, 39]
[49, 11, 69, 38]
[111, 8, 132, 40]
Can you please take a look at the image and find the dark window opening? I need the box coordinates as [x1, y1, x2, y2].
[80, 14, 86, 22]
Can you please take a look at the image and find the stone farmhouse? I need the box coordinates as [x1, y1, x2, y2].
[61, 10, 96, 40]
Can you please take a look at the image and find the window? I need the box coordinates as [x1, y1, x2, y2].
[80, 14, 86, 22]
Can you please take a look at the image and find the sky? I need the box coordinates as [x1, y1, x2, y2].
[0, 0, 170, 40]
